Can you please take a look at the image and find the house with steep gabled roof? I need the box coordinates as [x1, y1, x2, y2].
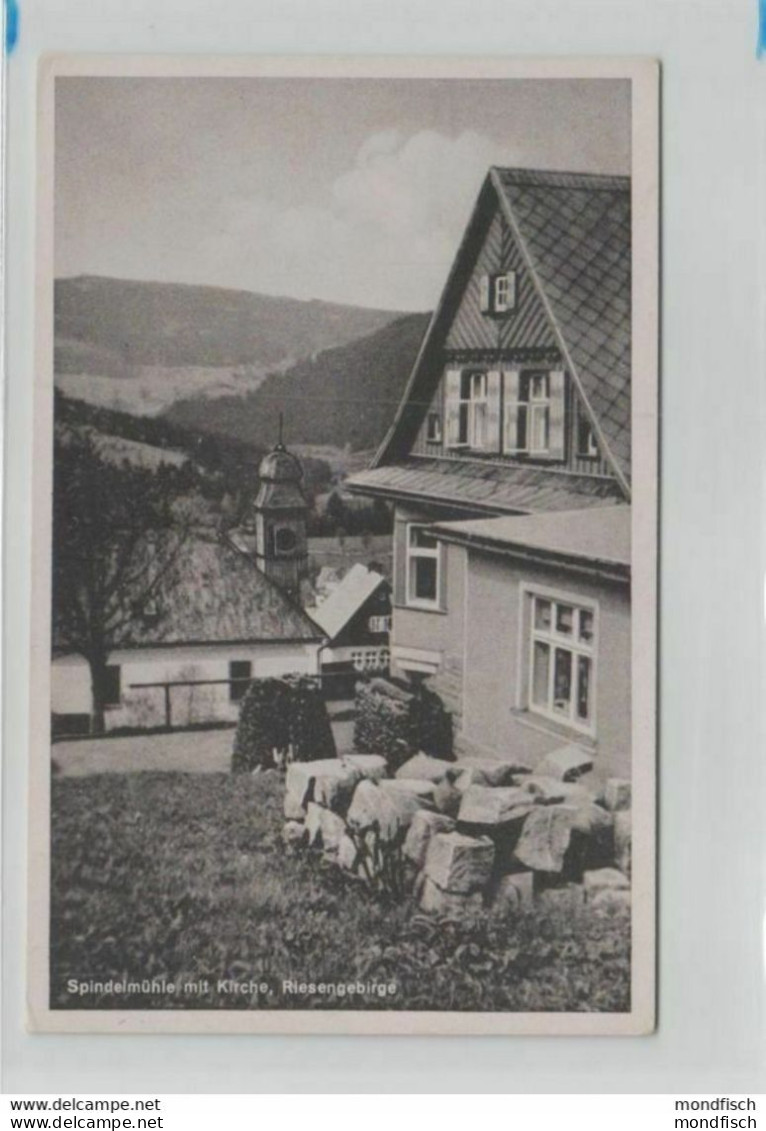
[52, 438, 327, 736]
[346, 167, 632, 780]
[309, 563, 392, 695]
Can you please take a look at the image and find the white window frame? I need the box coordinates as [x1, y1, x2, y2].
[493, 271, 516, 313]
[519, 584, 598, 737]
[456, 371, 489, 448]
[519, 372, 551, 456]
[368, 614, 391, 634]
[405, 523, 442, 610]
[351, 647, 390, 673]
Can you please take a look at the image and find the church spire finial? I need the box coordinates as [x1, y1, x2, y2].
[276, 411, 285, 451]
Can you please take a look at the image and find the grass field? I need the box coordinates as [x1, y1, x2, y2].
[51, 771, 630, 1013]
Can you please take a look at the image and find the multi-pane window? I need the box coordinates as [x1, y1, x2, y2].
[406, 525, 441, 608]
[229, 660, 252, 702]
[457, 372, 488, 448]
[479, 272, 517, 315]
[368, 615, 391, 634]
[517, 373, 550, 454]
[351, 648, 390, 673]
[493, 272, 517, 313]
[529, 594, 596, 731]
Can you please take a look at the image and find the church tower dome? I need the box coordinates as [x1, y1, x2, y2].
[245, 423, 309, 599]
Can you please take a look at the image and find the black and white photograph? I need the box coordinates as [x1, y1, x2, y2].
[29, 55, 658, 1035]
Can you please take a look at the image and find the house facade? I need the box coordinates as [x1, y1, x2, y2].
[309, 563, 392, 697]
[347, 167, 632, 781]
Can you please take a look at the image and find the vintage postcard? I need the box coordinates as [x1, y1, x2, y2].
[28, 55, 658, 1034]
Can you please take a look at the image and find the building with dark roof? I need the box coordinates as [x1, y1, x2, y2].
[346, 167, 632, 779]
[52, 442, 325, 736]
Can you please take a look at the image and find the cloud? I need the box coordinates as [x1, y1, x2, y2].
[197, 128, 511, 310]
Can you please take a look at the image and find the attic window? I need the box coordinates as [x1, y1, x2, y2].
[426, 413, 442, 443]
[480, 272, 517, 316]
[577, 419, 599, 459]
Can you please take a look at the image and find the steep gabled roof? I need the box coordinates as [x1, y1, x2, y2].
[54, 534, 324, 653]
[492, 168, 631, 487]
[309, 563, 387, 642]
[371, 166, 631, 494]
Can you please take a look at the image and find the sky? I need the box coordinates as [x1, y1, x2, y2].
[55, 76, 630, 312]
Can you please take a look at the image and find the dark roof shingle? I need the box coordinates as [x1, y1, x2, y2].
[54, 535, 323, 652]
[493, 168, 631, 484]
[348, 458, 625, 516]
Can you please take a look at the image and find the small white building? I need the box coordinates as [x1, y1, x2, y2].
[52, 440, 326, 736]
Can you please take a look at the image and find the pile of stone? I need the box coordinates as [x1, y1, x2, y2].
[281, 744, 632, 917]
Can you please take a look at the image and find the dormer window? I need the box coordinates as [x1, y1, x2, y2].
[457, 372, 488, 448]
[522, 373, 551, 454]
[479, 271, 517, 316]
[426, 413, 442, 443]
[503, 369, 566, 460]
[577, 419, 599, 459]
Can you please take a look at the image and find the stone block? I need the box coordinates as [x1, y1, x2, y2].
[603, 778, 632, 812]
[281, 820, 306, 846]
[492, 870, 535, 914]
[305, 802, 346, 852]
[424, 831, 495, 893]
[419, 876, 484, 917]
[342, 754, 388, 782]
[382, 778, 438, 805]
[614, 809, 632, 876]
[396, 752, 454, 783]
[432, 778, 463, 817]
[403, 810, 456, 868]
[569, 802, 614, 836]
[346, 779, 424, 839]
[521, 775, 595, 806]
[514, 805, 576, 873]
[455, 757, 531, 790]
[338, 833, 361, 872]
[284, 759, 361, 820]
[536, 744, 594, 782]
[458, 785, 533, 826]
[583, 867, 630, 899]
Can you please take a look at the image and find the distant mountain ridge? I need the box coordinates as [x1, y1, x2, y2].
[164, 311, 430, 452]
[55, 275, 406, 372]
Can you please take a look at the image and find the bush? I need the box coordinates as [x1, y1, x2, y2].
[232, 676, 336, 773]
[353, 677, 453, 770]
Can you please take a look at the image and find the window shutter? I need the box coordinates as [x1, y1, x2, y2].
[444, 368, 462, 447]
[479, 274, 491, 313]
[503, 369, 520, 452]
[482, 370, 502, 451]
[548, 370, 566, 460]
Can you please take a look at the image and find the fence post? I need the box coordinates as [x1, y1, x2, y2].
[164, 684, 172, 730]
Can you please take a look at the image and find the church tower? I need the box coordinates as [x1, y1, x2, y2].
[238, 427, 309, 599]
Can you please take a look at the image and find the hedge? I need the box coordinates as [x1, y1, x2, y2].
[232, 675, 337, 773]
[353, 676, 453, 771]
